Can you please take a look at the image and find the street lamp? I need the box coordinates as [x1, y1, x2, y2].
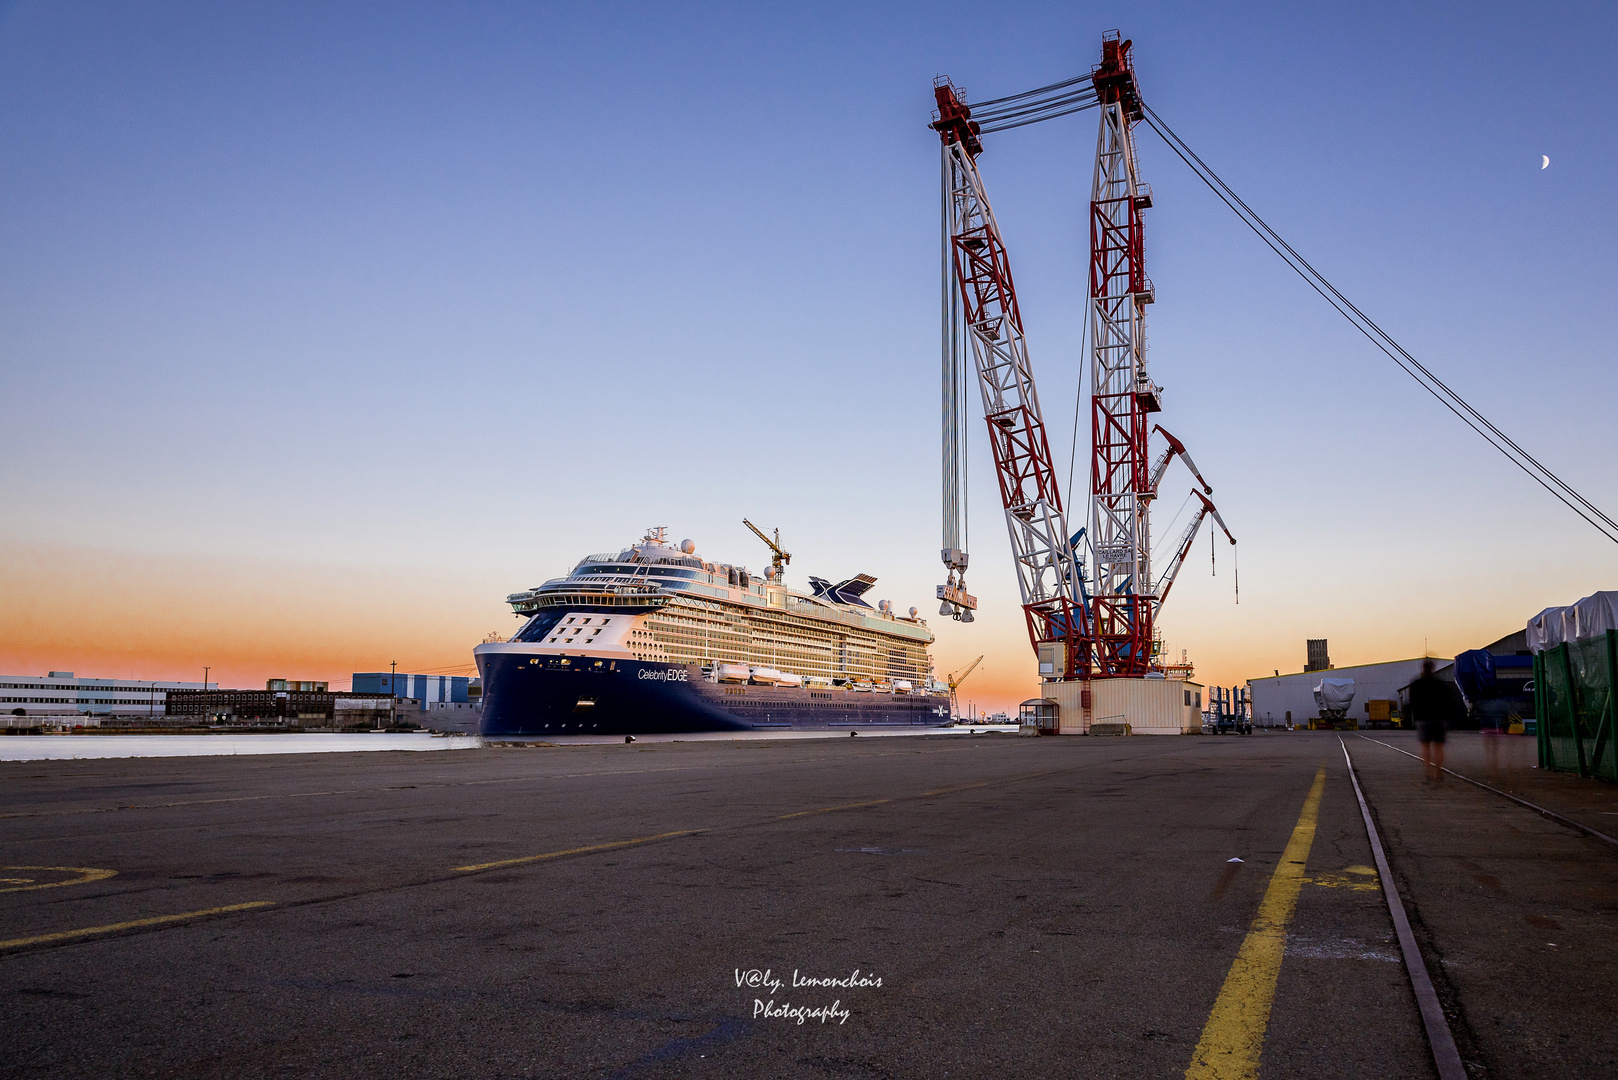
[202, 666, 210, 726]
[388, 660, 397, 730]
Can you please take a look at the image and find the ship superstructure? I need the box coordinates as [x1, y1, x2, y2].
[474, 528, 950, 736]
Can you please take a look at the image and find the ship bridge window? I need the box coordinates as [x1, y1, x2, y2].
[513, 610, 567, 643]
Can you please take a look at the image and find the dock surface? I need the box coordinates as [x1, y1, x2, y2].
[2, 731, 1614, 1078]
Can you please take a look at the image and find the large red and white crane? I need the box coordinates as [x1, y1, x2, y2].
[932, 80, 1090, 672]
[933, 34, 1234, 682]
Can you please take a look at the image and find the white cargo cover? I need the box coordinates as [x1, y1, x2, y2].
[1312, 678, 1356, 713]
[1527, 591, 1618, 652]
[1527, 606, 1570, 653]
[1571, 591, 1618, 641]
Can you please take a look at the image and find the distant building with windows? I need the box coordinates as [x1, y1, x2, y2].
[267, 679, 328, 692]
[165, 688, 394, 725]
[2, 671, 206, 724]
[352, 673, 469, 704]
[352, 672, 478, 731]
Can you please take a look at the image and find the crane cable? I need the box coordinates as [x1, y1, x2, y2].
[1065, 293, 1092, 511]
[955, 70, 1618, 546]
[962, 74, 1099, 133]
[1140, 101, 1618, 547]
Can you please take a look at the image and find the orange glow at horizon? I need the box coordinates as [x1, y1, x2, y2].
[0, 541, 509, 690]
[2, 540, 1556, 716]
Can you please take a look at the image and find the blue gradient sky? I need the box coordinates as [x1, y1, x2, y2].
[2, 2, 1614, 707]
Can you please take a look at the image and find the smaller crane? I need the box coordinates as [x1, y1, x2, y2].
[1155, 491, 1236, 607]
[742, 519, 792, 580]
[947, 655, 984, 720]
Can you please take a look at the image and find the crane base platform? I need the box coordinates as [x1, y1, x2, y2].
[1039, 676, 1204, 735]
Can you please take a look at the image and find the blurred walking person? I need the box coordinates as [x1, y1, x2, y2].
[1409, 659, 1448, 781]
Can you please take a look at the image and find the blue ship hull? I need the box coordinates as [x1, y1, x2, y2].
[479, 654, 951, 737]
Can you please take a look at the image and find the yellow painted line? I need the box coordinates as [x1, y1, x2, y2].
[1186, 767, 1327, 1080]
[920, 780, 994, 797]
[0, 901, 275, 952]
[776, 798, 893, 820]
[0, 866, 117, 894]
[452, 830, 700, 872]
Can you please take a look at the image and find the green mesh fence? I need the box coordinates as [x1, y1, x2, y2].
[1537, 629, 1618, 780]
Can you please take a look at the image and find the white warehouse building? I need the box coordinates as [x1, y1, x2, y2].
[1248, 658, 1430, 728]
[1, 671, 207, 725]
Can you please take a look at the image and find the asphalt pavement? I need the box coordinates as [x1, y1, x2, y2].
[1, 729, 1613, 1078]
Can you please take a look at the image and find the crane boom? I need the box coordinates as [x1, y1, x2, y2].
[948, 655, 984, 688]
[1148, 425, 1212, 496]
[932, 80, 1089, 668]
[742, 518, 791, 578]
[931, 35, 1237, 688]
[1086, 34, 1160, 677]
[1154, 491, 1236, 606]
[947, 654, 985, 719]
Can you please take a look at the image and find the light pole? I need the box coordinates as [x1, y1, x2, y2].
[388, 660, 397, 730]
[202, 666, 210, 726]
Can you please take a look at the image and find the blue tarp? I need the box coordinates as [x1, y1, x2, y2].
[1454, 649, 1497, 709]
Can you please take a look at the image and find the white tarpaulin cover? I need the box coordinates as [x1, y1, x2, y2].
[1571, 591, 1618, 641]
[1527, 591, 1618, 652]
[1313, 678, 1356, 713]
[1527, 606, 1569, 653]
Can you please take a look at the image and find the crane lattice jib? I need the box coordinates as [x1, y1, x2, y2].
[932, 83, 1090, 668]
[1087, 37, 1158, 677]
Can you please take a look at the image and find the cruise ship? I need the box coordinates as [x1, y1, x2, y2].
[474, 528, 951, 736]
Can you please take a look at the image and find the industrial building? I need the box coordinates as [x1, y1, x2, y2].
[1249, 658, 1428, 729]
[1, 671, 206, 725]
[352, 672, 469, 704]
[351, 672, 478, 729]
[1250, 631, 1533, 729]
[166, 688, 396, 725]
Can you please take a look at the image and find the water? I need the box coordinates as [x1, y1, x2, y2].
[0, 725, 1019, 761]
[0, 733, 483, 762]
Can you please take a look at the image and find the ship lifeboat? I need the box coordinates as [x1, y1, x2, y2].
[748, 667, 792, 686]
[851, 680, 874, 693]
[774, 673, 804, 688]
[892, 680, 913, 694]
[715, 663, 750, 684]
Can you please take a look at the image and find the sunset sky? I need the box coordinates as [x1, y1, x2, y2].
[3, 2, 1615, 712]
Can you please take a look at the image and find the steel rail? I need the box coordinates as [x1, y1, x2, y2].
[1338, 737, 1468, 1080]
[1355, 734, 1618, 849]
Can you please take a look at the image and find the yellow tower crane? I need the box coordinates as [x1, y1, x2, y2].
[947, 655, 984, 721]
[742, 518, 792, 580]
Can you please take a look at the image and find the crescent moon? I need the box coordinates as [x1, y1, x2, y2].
[1542, 155, 1550, 169]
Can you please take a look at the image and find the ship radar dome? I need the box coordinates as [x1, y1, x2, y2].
[909, 606, 918, 618]
[680, 539, 696, 554]
[764, 565, 777, 580]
